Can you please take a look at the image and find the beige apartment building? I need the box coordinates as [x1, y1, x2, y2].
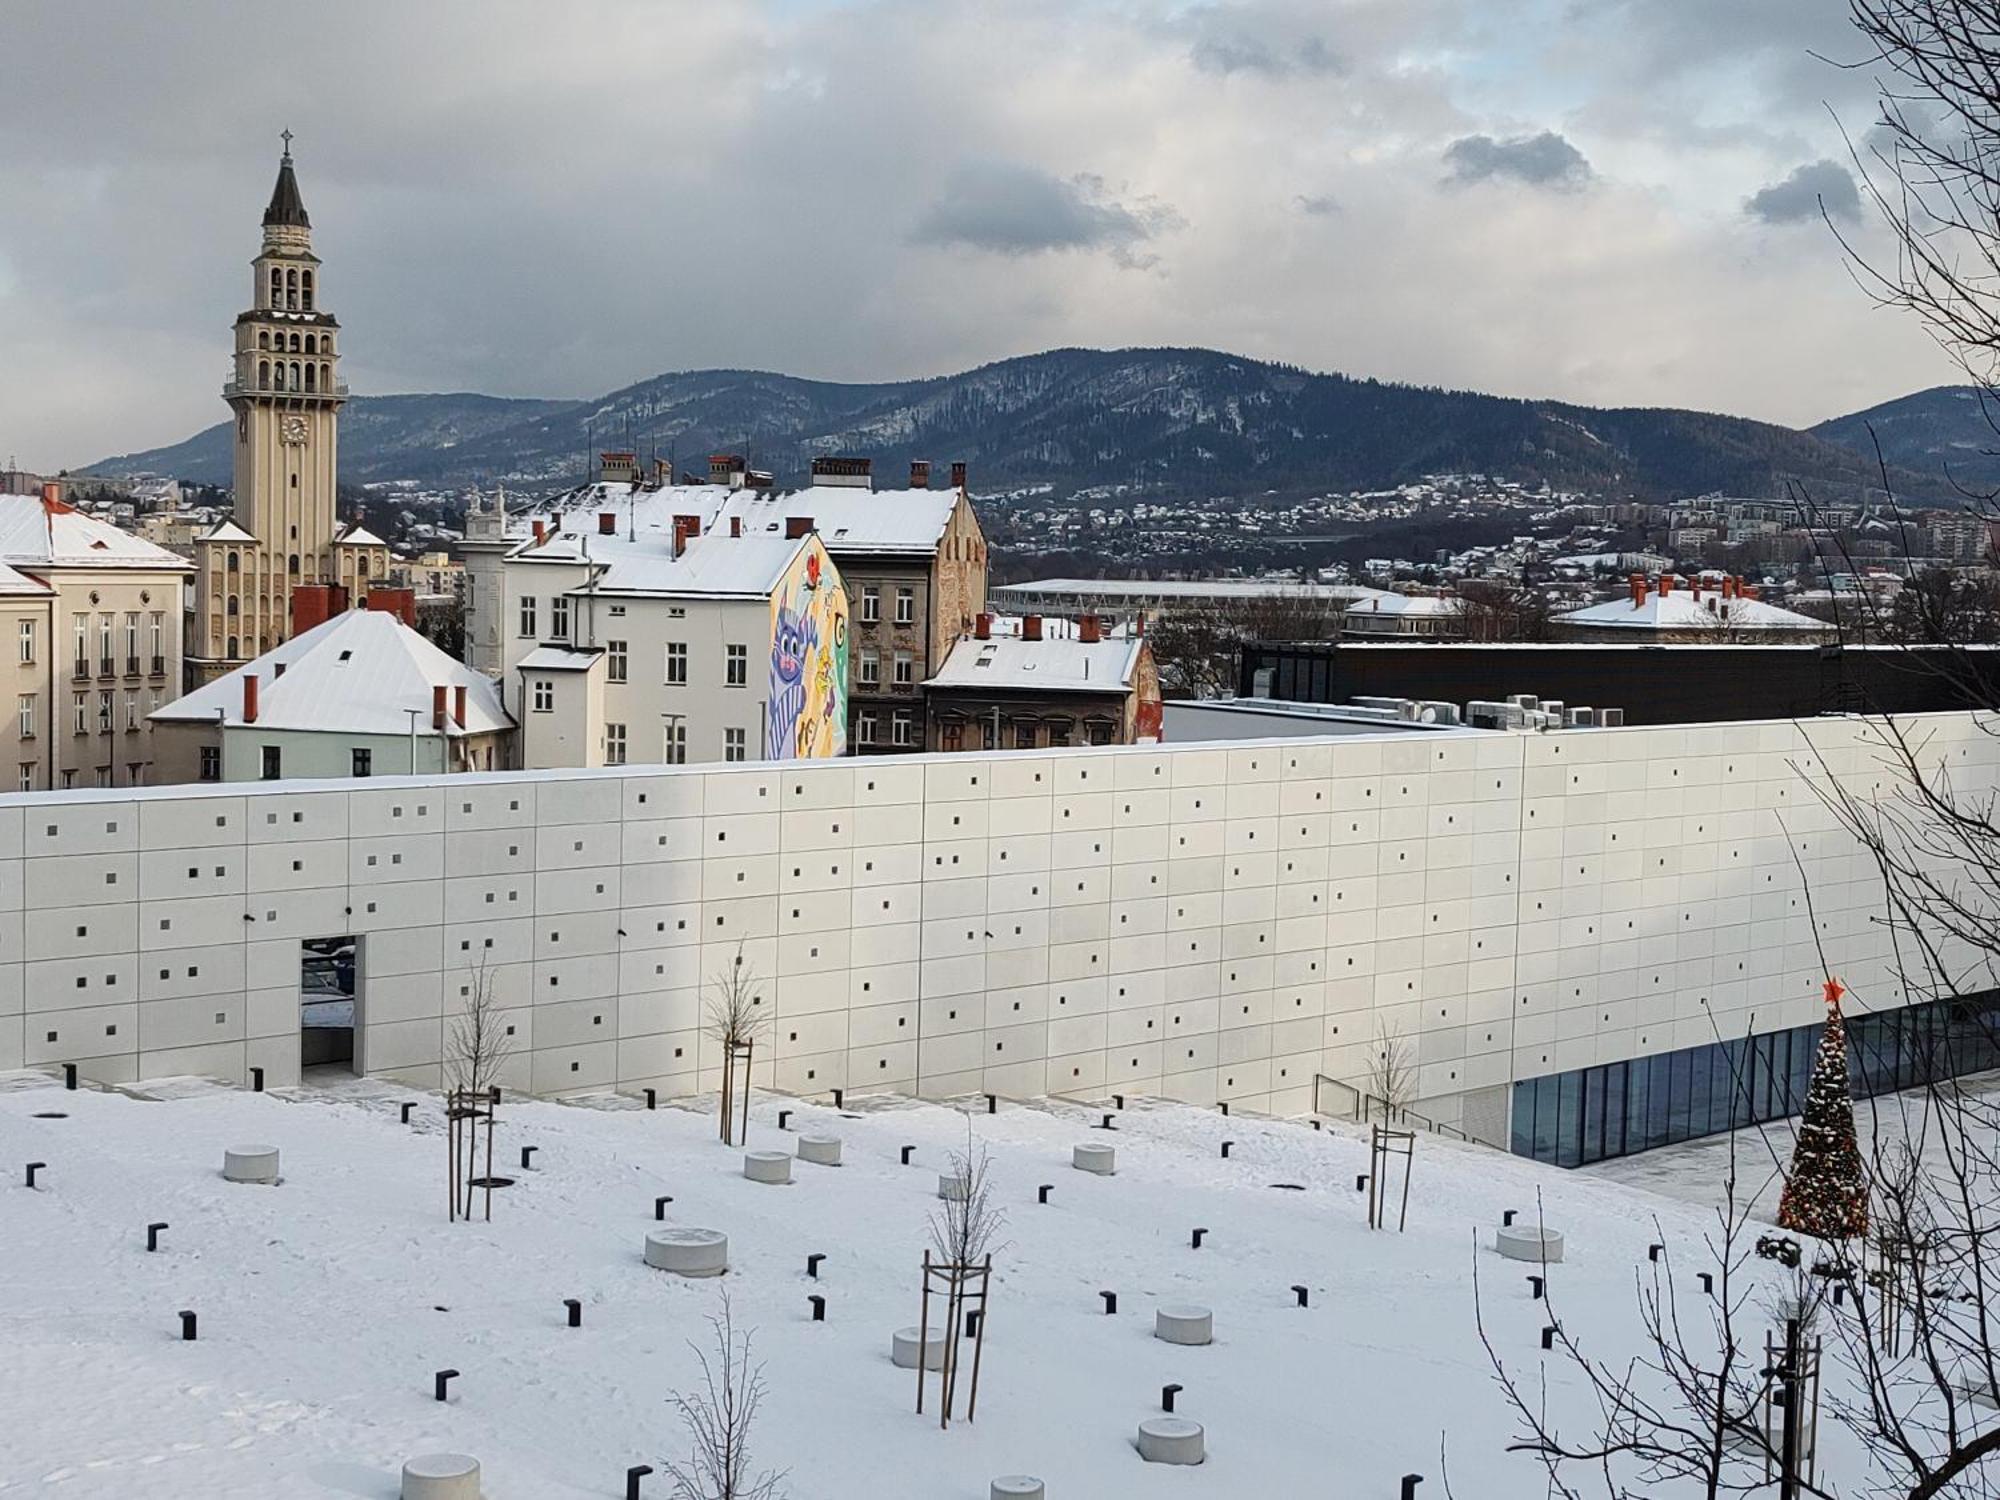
[0, 486, 191, 790]
[187, 142, 388, 687]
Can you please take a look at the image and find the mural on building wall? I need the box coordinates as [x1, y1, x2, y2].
[768, 543, 849, 759]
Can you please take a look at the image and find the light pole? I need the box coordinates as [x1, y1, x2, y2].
[404, 707, 421, 773]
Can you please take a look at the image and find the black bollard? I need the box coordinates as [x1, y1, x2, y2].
[1218, 1101, 1230, 1116]
[986, 1093, 997, 1115]
[520, 1145, 538, 1170]
[1100, 1113, 1117, 1130]
[644, 1088, 657, 1110]
[1038, 1184, 1053, 1204]
[1503, 1209, 1518, 1227]
[1402, 1476, 1424, 1500]
[1528, 1275, 1544, 1300]
[1356, 1173, 1369, 1192]
[178, 1309, 197, 1341]
[626, 1464, 653, 1500]
[964, 1309, 981, 1339]
[1292, 1284, 1309, 1308]
[807, 1253, 826, 1279]
[831, 1088, 844, 1109]
[1648, 1243, 1663, 1262]
[434, 1368, 459, 1402]
[1100, 1290, 1117, 1315]
[778, 1109, 791, 1130]
[250, 1066, 265, 1093]
[900, 1145, 915, 1166]
[63, 1063, 77, 1091]
[808, 1294, 825, 1322]
[655, 1195, 674, 1220]
[1191, 1227, 1207, 1250]
[1697, 1272, 1714, 1295]
[1113, 1094, 1125, 1109]
[146, 1221, 168, 1252]
[488, 1085, 501, 1106]
[565, 1298, 582, 1328]
[400, 1102, 416, 1124]
[1312, 1119, 1322, 1131]
[1162, 1382, 1183, 1412]
[1541, 1326, 1557, 1350]
[25, 1161, 44, 1188]
[1220, 1141, 1233, 1159]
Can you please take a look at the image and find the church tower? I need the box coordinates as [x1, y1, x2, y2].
[189, 139, 385, 686]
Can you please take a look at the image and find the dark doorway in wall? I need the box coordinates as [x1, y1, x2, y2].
[301, 935, 358, 1074]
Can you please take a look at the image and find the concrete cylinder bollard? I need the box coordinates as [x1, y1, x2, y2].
[644, 1227, 729, 1277]
[1137, 1417, 1205, 1465]
[1072, 1143, 1116, 1175]
[892, 1325, 948, 1370]
[1155, 1305, 1213, 1346]
[991, 1478, 1047, 1500]
[1494, 1225, 1565, 1264]
[222, 1145, 280, 1184]
[401, 1453, 481, 1500]
[938, 1171, 971, 1201]
[796, 1134, 841, 1167]
[743, 1150, 792, 1185]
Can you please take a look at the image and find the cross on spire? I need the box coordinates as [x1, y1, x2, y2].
[280, 128, 294, 158]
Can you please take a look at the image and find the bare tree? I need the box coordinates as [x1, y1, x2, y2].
[706, 943, 765, 1146]
[928, 1121, 1006, 1271]
[1456, 579, 1554, 642]
[1143, 588, 1343, 699]
[446, 954, 511, 1100]
[1366, 1018, 1419, 1118]
[920, 1119, 1006, 1425]
[662, 1294, 785, 1500]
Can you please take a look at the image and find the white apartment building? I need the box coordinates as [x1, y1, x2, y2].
[0, 486, 191, 791]
[494, 499, 850, 767]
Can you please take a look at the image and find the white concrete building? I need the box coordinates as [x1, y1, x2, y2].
[148, 608, 513, 784]
[0, 711, 1986, 1167]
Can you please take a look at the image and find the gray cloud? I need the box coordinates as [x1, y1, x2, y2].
[1181, 2, 1343, 77]
[1443, 131, 1594, 189]
[1190, 32, 1339, 77]
[1294, 193, 1341, 216]
[911, 163, 1182, 267]
[1746, 158, 1861, 223]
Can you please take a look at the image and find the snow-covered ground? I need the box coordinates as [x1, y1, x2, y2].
[0, 1072, 1833, 1498]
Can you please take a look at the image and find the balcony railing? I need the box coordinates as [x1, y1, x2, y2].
[149, 655, 165, 677]
[124, 656, 139, 678]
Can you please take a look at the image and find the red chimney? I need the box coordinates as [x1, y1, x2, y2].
[39, 481, 71, 513]
[950, 461, 967, 490]
[453, 684, 467, 728]
[432, 684, 448, 731]
[672, 514, 701, 558]
[1079, 613, 1101, 644]
[1690, 576, 1703, 600]
[1629, 573, 1647, 609]
[910, 460, 931, 490]
[729, 516, 742, 538]
[785, 516, 814, 540]
[598, 512, 616, 536]
[532, 519, 547, 546]
[364, 586, 416, 627]
[1741, 583, 1760, 601]
[291, 582, 345, 636]
[1658, 574, 1673, 598]
[1023, 614, 1043, 642]
[974, 612, 992, 640]
[242, 673, 259, 724]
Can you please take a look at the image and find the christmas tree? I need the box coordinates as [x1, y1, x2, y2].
[1776, 978, 1870, 1241]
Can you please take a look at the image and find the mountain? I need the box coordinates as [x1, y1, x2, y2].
[1810, 385, 2000, 494]
[88, 348, 1956, 503]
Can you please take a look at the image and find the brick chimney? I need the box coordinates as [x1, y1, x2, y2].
[39, 481, 69, 513]
[453, 685, 467, 728]
[1023, 614, 1043, 642]
[672, 514, 701, 558]
[1629, 573, 1647, 609]
[910, 460, 931, 490]
[598, 512, 616, 536]
[364, 587, 416, 627]
[729, 516, 742, 538]
[242, 673, 258, 724]
[1658, 574, 1673, 598]
[1079, 613, 1101, 644]
[432, 684, 448, 731]
[950, 461, 967, 490]
[974, 612, 992, 640]
[785, 516, 814, 540]
[532, 519, 547, 546]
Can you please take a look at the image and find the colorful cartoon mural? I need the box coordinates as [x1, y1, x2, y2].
[768, 540, 849, 760]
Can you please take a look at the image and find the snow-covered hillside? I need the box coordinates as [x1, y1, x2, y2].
[1, 1073, 1816, 1498]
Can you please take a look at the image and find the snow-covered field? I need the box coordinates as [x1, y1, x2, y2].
[1, 1072, 1822, 1498]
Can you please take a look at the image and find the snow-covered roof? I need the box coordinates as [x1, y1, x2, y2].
[518, 646, 603, 673]
[151, 609, 511, 736]
[1558, 589, 1828, 632]
[926, 632, 1143, 694]
[716, 485, 961, 557]
[201, 519, 259, 545]
[0, 492, 192, 572]
[1346, 594, 1461, 618]
[336, 523, 388, 548]
[591, 534, 813, 599]
[0, 561, 54, 597]
[991, 577, 1389, 604]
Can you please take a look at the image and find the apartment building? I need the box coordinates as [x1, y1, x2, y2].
[925, 612, 1163, 750]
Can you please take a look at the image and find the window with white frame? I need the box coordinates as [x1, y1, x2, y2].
[855, 711, 876, 743]
[531, 679, 554, 713]
[519, 596, 537, 638]
[663, 721, 686, 764]
[550, 596, 570, 640]
[607, 639, 628, 683]
[665, 642, 687, 684]
[71, 692, 85, 734]
[123, 692, 138, 730]
[604, 723, 627, 765]
[97, 613, 113, 672]
[18, 619, 33, 665]
[861, 586, 880, 622]
[96, 691, 112, 733]
[725, 643, 747, 687]
[198, 746, 220, 782]
[891, 710, 913, 746]
[17, 763, 33, 793]
[893, 650, 913, 685]
[16, 693, 33, 738]
[124, 613, 138, 667]
[895, 586, 915, 624]
[148, 613, 163, 667]
[724, 726, 747, 761]
[71, 614, 86, 675]
[859, 651, 879, 687]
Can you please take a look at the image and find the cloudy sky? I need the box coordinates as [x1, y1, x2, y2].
[0, 0, 1963, 471]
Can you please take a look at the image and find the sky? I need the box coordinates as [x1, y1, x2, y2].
[0, 0, 1967, 472]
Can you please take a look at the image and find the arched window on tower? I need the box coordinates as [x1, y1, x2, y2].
[357, 555, 370, 578]
[289, 361, 301, 389]
[288, 332, 301, 353]
[301, 270, 314, 312]
[304, 364, 316, 393]
[268, 268, 281, 308]
[258, 360, 270, 389]
[226, 551, 239, 573]
[288, 554, 301, 578]
[227, 636, 238, 659]
[303, 335, 316, 354]
[320, 362, 330, 390]
[285, 267, 298, 310]
[257, 331, 270, 351]
[226, 595, 238, 618]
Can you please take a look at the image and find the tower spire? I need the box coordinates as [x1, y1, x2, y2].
[263, 134, 310, 229]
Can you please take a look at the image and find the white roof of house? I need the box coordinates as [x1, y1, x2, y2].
[1558, 589, 1827, 632]
[927, 632, 1143, 694]
[591, 534, 814, 598]
[336, 523, 388, 548]
[0, 560, 54, 597]
[151, 609, 511, 736]
[518, 646, 603, 672]
[991, 577, 1389, 604]
[1347, 594, 1461, 618]
[716, 485, 960, 556]
[201, 519, 259, 545]
[0, 492, 192, 572]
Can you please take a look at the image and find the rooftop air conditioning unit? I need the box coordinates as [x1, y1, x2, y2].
[1600, 707, 1626, 727]
[1565, 707, 1596, 727]
[1511, 693, 1540, 712]
[1352, 696, 1409, 713]
[1540, 700, 1565, 720]
[1419, 701, 1462, 725]
[1465, 700, 1524, 729]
